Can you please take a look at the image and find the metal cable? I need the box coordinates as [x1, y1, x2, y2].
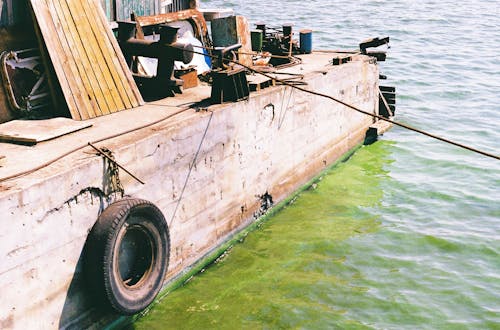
[169, 111, 214, 227]
[1, 47, 497, 184]
[192, 48, 499, 161]
[0, 107, 192, 183]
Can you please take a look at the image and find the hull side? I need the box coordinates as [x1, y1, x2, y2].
[0, 55, 378, 329]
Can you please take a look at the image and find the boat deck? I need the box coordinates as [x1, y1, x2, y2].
[0, 52, 363, 191]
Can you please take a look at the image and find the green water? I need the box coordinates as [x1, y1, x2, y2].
[132, 144, 388, 329]
[130, 0, 500, 328]
[131, 141, 499, 329]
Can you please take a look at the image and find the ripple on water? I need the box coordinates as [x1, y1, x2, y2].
[132, 1, 500, 329]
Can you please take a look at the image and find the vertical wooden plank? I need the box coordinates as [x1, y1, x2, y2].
[60, 0, 111, 115]
[30, 0, 84, 120]
[30, 6, 65, 116]
[56, 0, 110, 116]
[88, 0, 143, 106]
[30, 0, 143, 120]
[74, 0, 125, 111]
[85, 0, 134, 108]
[49, 0, 100, 118]
[79, 0, 132, 109]
[64, 0, 119, 114]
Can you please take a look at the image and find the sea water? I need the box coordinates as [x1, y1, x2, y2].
[131, 1, 500, 328]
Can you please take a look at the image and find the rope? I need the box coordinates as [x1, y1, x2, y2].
[1, 46, 497, 184]
[0, 107, 192, 183]
[169, 111, 213, 227]
[189, 48, 499, 161]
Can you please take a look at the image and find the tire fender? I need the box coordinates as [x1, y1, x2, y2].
[84, 198, 170, 315]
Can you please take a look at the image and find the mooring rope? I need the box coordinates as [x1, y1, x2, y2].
[193, 48, 499, 161]
[1, 47, 498, 184]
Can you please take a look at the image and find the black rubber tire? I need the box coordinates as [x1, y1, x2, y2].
[84, 198, 170, 315]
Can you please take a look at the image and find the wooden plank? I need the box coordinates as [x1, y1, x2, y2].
[88, 0, 144, 107]
[63, 0, 116, 114]
[30, 0, 84, 120]
[30, 8, 65, 116]
[32, 0, 92, 119]
[29, 0, 143, 120]
[78, 0, 131, 109]
[48, 0, 100, 118]
[54, 0, 107, 116]
[45, 0, 100, 119]
[0, 117, 92, 145]
[74, 0, 125, 111]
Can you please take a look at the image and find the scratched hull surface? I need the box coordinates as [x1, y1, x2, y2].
[0, 51, 379, 328]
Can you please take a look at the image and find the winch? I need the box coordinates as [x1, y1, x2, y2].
[210, 43, 250, 104]
[254, 23, 302, 66]
[117, 22, 194, 97]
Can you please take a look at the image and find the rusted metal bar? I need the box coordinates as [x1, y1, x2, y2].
[360, 36, 390, 53]
[379, 87, 394, 117]
[134, 9, 209, 46]
[88, 142, 146, 185]
[135, 9, 206, 31]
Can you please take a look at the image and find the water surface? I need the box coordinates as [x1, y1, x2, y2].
[132, 1, 500, 328]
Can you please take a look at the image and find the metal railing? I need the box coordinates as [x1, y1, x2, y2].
[163, 0, 192, 13]
[101, 0, 193, 21]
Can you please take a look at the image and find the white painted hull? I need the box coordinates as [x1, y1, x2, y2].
[0, 52, 379, 329]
